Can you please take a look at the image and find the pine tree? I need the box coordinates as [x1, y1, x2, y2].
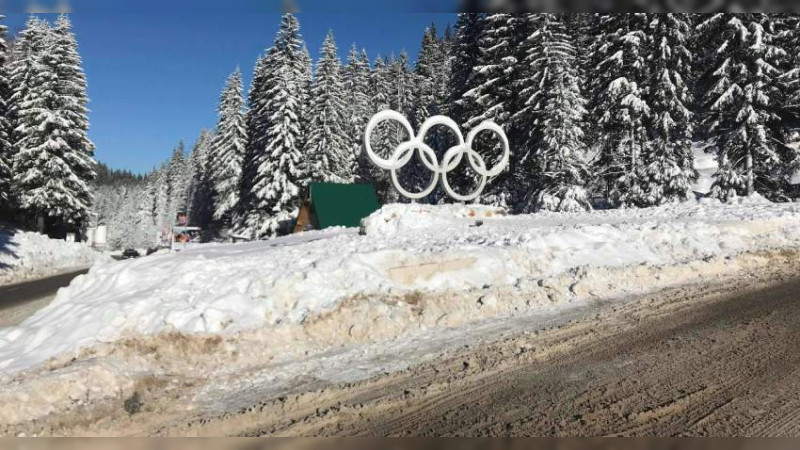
[390, 52, 416, 121]
[237, 53, 270, 230]
[297, 43, 313, 188]
[249, 13, 308, 237]
[136, 176, 157, 247]
[11, 16, 96, 230]
[365, 55, 397, 203]
[448, 13, 484, 202]
[152, 164, 171, 243]
[0, 16, 12, 207]
[695, 13, 786, 200]
[343, 46, 371, 182]
[776, 14, 800, 196]
[462, 14, 526, 207]
[643, 13, 695, 205]
[514, 13, 591, 213]
[587, 13, 651, 207]
[52, 14, 96, 216]
[306, 30, 352, 183]
[188, 130, 214, 229]
[415, 24, 440, 127]
[450, 13, 484, 130]
[436, 25, 454, 118]
[9, 16, 51, 224]
[211, 68, 247, 223]
[167, 141, 188, 221]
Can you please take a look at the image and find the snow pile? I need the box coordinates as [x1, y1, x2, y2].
[361, 204, 508, 236]
[0, 226, 109, 285]
[2, 200, 800, 375]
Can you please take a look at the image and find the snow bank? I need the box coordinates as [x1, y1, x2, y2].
[360, 204, 508, 236]
[1, 200, 800, 375]
[0, 226, 109, 285]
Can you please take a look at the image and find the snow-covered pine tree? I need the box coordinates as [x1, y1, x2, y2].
[389, 52, 416, 124]
[9, 16, 49, 141]
[586, 13, 651, 208]
[415, 24, 441, 127]
[296, 43, 313, 188]
[249, 13, 308, 237]
[643, 13, 696, 205]
[166, 142, 188, 223]
[136, 176, 157, 247]
[11, 16, 96, 231]
[513, 13, 591, 213]
[89, 166, 160, 249]
[429, 24, 454, 120]
[237, 53, 270, 232]
[187, 129, 214, 229]
[52, 14, 96, 218]
[9, 17, 51, 224]
[450, 13, 484, 132]
[306, 30, 352, 183]
[0, 16, 12, 207]
[211, 68, 247, 223]
[152, 164, 171, 242]
[447, 13, 485, 202]
[110, 185, 140, 249]
[343, 46, 371, 182]
[365, 55, 397, 203]
[768, 13, 800, 199]
[436, 25, 454, 118]
[695, 13, 786, 200]
[462, 13, 527, 208]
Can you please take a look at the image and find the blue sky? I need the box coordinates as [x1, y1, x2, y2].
[5, 12, 456, 173]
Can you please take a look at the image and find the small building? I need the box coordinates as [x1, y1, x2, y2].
[294, 183, 380, 233]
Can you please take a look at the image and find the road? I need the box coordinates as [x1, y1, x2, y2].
[0, 269, 88, 327]
[208, 274, 800, 437]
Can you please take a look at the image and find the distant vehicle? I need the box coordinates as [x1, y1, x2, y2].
[121, 248, 140, 259]
[146, 247, 159, 256]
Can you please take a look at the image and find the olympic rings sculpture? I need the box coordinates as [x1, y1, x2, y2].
[363, 110, 510, 202]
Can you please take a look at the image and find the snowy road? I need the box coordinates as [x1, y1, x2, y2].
[0, 270, 88, 328]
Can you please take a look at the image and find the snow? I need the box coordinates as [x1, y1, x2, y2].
[0, 225, 110, 285]
[1, 200, 800, 377]
[693, 144, 719, 194]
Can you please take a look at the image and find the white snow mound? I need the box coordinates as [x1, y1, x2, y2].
[360, 203, 508, 236]
[0, 226, 109, 285]
[1, 200, 800, 374]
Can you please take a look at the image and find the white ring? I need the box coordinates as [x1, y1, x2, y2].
[466, 121, 510, 178]
[389, 141, 440, 200]
[364, 110, 414, 170]
[441, 145, 488, 201]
